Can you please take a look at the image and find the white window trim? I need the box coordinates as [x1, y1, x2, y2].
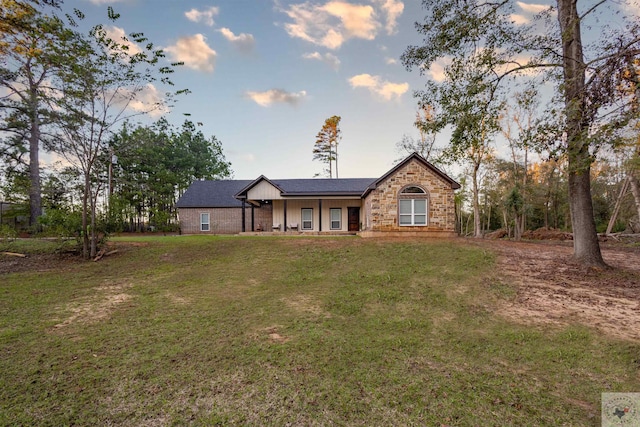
[330, 208, 342, 230]
[301, 208, 313, 230]
[200, 212, 210, 231]
[399, 185, 428, 227]
[399, 199, 427, 226]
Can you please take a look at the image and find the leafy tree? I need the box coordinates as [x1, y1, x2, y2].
[53, 9, 185, 258]
[402, 0, 640, 266]
[408, 54, 502, 237]
[0, 0, 78, 226]
[500, 90, 540, 239]
[396, 106, 441, 162]
[313, 115, 342, 178]
[109, 119, 231, 231]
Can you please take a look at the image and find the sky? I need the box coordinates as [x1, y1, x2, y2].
[56, 0, 638, 180]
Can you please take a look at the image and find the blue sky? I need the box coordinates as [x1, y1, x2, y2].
[57, 0, 637, 180]
[54, 0, 445, 179]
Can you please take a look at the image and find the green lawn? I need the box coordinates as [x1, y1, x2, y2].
[0, 236, 638, 426]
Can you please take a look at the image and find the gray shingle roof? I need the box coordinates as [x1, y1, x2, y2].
[271, 178, 377, 196]
[177, 178, 377, 208]
[176, 180, 253, 208]
[176, 153, 460, 208]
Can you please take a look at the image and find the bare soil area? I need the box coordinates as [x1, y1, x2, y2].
[0, 252, 82, 274]
[476, 239, 640, 342]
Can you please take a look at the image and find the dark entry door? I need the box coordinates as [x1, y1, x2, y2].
[347, 207, 360, 232]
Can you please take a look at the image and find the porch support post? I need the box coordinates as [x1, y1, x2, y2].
[318, 199, 322, 232]
[241, 200, 246, 232]
[251, 204, 255, 231]
[284, 199, 288, 232]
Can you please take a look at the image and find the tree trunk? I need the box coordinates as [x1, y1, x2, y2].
[29, 123, 42, 228]
[82, 174, 90, 259]
[472, 162, 482, 238]
[28, 100, 42, 228]
[557, 0, 607, 267]
[629, 175, 640, 227]
[90, 186, 98, 258]
[605, 177, 629, 234]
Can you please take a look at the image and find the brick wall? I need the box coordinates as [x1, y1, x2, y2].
[178, 204, 273, 234]
[364, 159, 456, 233]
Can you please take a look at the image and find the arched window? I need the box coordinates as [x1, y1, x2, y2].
[398, 185, 428, 226]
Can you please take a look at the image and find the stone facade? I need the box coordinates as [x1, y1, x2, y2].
[363, 158, 456, 235]
[179, 204, 272, 234]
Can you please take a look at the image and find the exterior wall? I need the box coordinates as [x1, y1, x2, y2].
[272, 199, 362, 232]
[178, 205, 272, 234]
[319, 199, 362, 231]
[247, 180, 283, 200]
[364, 159, 456, 234]
[249, 203, 273, 231]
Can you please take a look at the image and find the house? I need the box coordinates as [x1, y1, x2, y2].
[176, 153, 460, 237]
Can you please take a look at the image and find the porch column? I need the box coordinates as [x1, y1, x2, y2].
[251, 204, 255, 231]
[284, 200, 287, 232]
[318, 199, 322, 232]
[241, 200, 246, 232]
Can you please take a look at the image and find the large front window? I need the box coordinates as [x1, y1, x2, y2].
[330, 208, 341, 230]
[200, 212, 210, 231]
[399, 186, 428, 226]
[301, 208, 313, 230]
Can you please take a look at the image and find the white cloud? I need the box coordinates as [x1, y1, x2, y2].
[373, 0, 404, 34]
[303, 51, 341, 70]
[385, 57, 398, 65]
[245, 89, 307, 107]
[165, 34, 217, 73]
[218, 28, 255, 53]
[126, 84, 168, 118]
[185, 6, 219, 26]
[516, 1, 552, 14]
[510, 13, 529, 25]
[423, 57, 452, 82]
[323, 1, 378, 39]
[280, 1, 380, 49]
[348, 73, 408, 100]
[103, 26, 142, 55]
[105, 84, 168, 121]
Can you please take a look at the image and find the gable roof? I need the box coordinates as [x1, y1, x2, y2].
[235, 177, 377, 199]
[363, 153, 461, 197]
[176, 180, 253, 208]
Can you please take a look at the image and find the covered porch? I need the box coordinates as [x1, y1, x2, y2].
[239, 197, 362, 233]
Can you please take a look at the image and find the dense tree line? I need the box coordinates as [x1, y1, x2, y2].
[402, 0, 640, 267]
[0, 0, 230, 257]
[107, 120, 231, 232]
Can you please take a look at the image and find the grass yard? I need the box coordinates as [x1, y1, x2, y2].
[0, 236, 638, 426]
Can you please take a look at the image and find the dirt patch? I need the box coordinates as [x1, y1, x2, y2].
[283, 294, 330, 318]
[52, 282, 134, 329]
[0, 241, 136, 274]
[261, 326, 290, 344]
[0, 252, 82, 274]
[476, 239, 640, 342]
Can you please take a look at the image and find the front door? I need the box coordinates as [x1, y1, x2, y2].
[347, 207, 360, 232]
